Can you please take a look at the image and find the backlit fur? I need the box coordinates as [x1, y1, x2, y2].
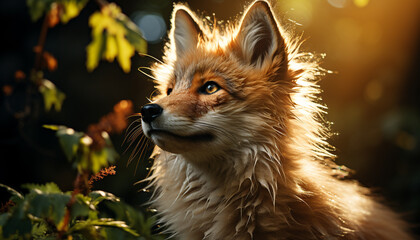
[139, 1, 413, 239]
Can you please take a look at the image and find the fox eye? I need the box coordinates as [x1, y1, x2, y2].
[166, 88, 173, 95]
[199, 81, 221, 95]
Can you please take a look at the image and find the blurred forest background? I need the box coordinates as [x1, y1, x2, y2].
[1, 0, 420, 236]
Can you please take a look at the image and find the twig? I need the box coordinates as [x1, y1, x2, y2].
[34, 13, 50, 73]
[57, 172, 86, 239]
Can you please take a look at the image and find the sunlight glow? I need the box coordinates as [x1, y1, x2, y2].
[101, 131, 110, 139]
[353, 0, 369, 8]
[80, 136, 93, 145]
[281, 0, 313, 26]
[65, 128, 75, 135]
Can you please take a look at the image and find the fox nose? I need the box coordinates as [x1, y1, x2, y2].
[141, 103, 163, 123]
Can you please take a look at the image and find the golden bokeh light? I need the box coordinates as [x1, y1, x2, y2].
[353, 0, 370, 8]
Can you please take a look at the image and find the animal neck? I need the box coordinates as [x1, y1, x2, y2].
[177, 138, 292, 203]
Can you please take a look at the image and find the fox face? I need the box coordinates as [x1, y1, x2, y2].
[141, 1, 294, 160]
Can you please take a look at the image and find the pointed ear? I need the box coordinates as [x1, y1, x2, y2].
[234, 1, 286, 67]
[170, 6, 203, 58]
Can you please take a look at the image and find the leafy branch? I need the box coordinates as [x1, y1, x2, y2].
[86, 2, 147, 72]
[0, 1, 158, 239]
[0, 184, 162, 239]
[5, 0, 147, 115]
[0, 101, 163, 239]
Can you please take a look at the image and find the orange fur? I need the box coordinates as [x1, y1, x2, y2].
[138, 1, 413, 239]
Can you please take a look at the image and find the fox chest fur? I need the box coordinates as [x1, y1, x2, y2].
[138, 1, 413, 239]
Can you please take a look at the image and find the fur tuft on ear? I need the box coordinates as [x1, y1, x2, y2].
[170, 6, 203, 58]
[235, 1, 286, 67]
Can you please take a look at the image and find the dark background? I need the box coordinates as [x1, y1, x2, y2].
[1, 0, 420, 236]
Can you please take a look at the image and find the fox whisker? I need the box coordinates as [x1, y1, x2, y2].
[138, 52, 164, 64]
[123, 119, 142, 146]
[123, 118, 152, 172]
[128, 134, 149, 167]
[138, 67, 158, 81]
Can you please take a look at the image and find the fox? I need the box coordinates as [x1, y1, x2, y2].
[136, 0, 413, 239]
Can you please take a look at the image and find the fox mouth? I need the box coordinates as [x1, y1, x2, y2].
[148, 129, 214, 142]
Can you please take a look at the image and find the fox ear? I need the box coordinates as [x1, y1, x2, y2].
[234, 1, 286, 67]
[171, 7, 203, 58]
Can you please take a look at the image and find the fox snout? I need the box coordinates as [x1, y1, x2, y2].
[140, 99, 219, 155]
[141, 103, 163, 123]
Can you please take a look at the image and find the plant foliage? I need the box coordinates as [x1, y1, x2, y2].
[87, 3, 147, 73]
[27, 0, 89, 23]
[23, 0, 147, 112]
[0, 0, 159, 239]
[0, 100, 164, 239]
[0, 184, 163, 240]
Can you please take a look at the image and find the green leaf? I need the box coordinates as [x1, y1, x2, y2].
[26, 193, 71, 225]
[39, 79, 66, 112]
[69, 218, 139, 237]
[103, 227, 129, 240]
[31, 221, 49, 238]
[44, 125, 105, 173]
[18, 183, 69, 226]
[27, 0, 88, 24]
[1, 214, 32, 238]
[89, 191, 120, 207]
[49, 194, 71, 225]
[69, 224, 100, 240]
[125, 28, 147, 55]
[0, 213, 9, 226]
[71, 194, 94, 220]
[91, 149, 108, 174]
[102, 200, 164, 239]
[117, 16, 147, 54]
[71, 202, 91, 220]
[22, 182, 62, 194]
[56, 126, 84, 162]
[44, 125, 84, 163]
[0, 183, 24, 200]
[26, 0, 52, 22]
[0, 184, 75, 239]
[75, 138, 91, 173]
[79, 132, 119, 173]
